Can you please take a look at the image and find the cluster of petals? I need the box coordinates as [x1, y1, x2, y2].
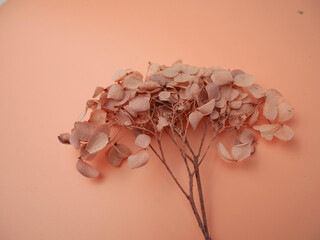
[59, 60, 294, 177]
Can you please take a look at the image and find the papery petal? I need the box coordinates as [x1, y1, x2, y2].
[112, 69, 127, 82]
[128, 96, 150, 112]
[182, 65, 198, 75]
[106, 144, 131, 167]
[216, 142, 233, 163]
[248, 109, 259, 126]
[76, 159, 99, 178]
[229, 100, 242, 109]
[58, 133, 70, 144]
[92, 86, 105, 98]
[197, 99, 215, 115]
[70, 130, 80, 149]
[263, 100, 277, 121]
[248, 84, 264, 98]
[265, 89, 283, 104]
[107, 84, 124, 100]
[232, 142, 251, 161]
[205, 82, 220, 100]
[74, 122, 94, 141]
[135, 134, 151, 148]
[156, 116, 169, 132]
[150, 74, 167, 86]
[85, 131, 109, 154]
[277, 102, 293, 122]
[274, 125, 294, 141]
[158, 91, 171, 100]
[89, 109, 106, 125]
[239, 128, 257, 144]
[234, 73, 254, 87]
[161, 67, 180, 77]
[211, 70, 233, 86]
[174, 73, 195, 83]
[128, 150, 149, 169]
[189, 111, 204, 130]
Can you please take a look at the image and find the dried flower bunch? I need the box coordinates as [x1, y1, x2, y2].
[59, 59, 293, 239]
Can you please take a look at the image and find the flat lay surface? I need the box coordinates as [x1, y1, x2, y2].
[0, 0, 319, 239]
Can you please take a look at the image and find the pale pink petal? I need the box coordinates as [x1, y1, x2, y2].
[74, 122, 94, 141]
[185, 83, 200, 99]
[118, 110, 132, 126]
[232, 143, 251, 161]
[85, 132, 109, 154]
[128, 150, 149, 169]
[203, 67, 214, 77]
[263, 100, 278, 121]
[182, 65, 198, 75]
[158, 91, 171, 100]
[80, 145, 97, 161]
[205, 82, 220, 100]
[89, 109, 106, 125]
[123, 73, 143, 89]
[248, 84, 264, 98]
[161, 67, 180, 77]
[229, 100, 242, 109]
[58, 133, 70, 144]
[123, 105, 138, 118]
[106, 144, 131, 167]
[277, 102, 293, 122]
[210, 110, 220, 120]
[274, 125, 294, 141]
[174, 73, 196, 83]
[76, 159, 99, 178]
[150, 74, 167, 86]
[92, 86, 105, 98]
[107, 84, 124, 100]
[216, 142, 234, 163]
[112, 69, 127, 82]
[215, 96, 226, 108]
[197, 99, 215, 115]
[70, 130, 80, 149]
[77, 107, 88, 122]
[234, 73, 254, 87]
[149, 62, 160, 74]
[128, 96, 150, 112]
[239, 128, 257, 144]
[138, 81, 161, 91]
[259, 124, 280, 141]
[266, 89, 283, 104]
[211, 70, 233, 86]
[248, 109, 259, 126]
[135, 134, 151, 148]
[189, 111, 204, 130]
[231, 69, 245, 77]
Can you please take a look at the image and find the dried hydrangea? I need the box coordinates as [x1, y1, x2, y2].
[59, 59, 294, 239]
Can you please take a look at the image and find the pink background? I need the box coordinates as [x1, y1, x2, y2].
[1, 0, 320, 239]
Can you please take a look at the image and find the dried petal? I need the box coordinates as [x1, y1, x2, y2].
[128, 96, 150, 112]
[117, 110, 132, 126]
[210, 110, 220, 120]
[277, 102, 293, 122]
[86, 131, 109, 154]
[107, 84, 124, 100]
[112, 69, 127, 82]
[74, 122, 94, 141]
[80, 145, 97, 161]
[216, 142, 233, 163]
[89, 109, 106, 125]
[189, 111, 204, 130]
[58, 133, 70, 144]
[70, 130, 80, 149]
[92, 86, 105, 98]
[231, 69, 245, 77]
[161, 67, 180, 77]
[135, 134, 151, 148]
[205, 82, 220, 100]
[76, 159, 99, 178]
[158, 91, 171, 100]
[248, 84, 264, 98]
[232, 143, 251, 161]
[274, 125, 294, 141]
[156, 116, 169, 132]
[263, 100, 277, 121]
[150, 74, 167, 86]
[185, 83, 200, 100]
[182, 65, 198, 75]
[234, 73, 254, 87]
[107, 144, 131, 167]
[174, 73, 196, 83]
[248, 109, 259, 126]
[128, 150, 149, 169]
[138, 81, 161, 91]
[211, 70, 233, 86]
[239, 128, 256, 144]
[229, 100, 242, 109]
[257, 124, 280, 141]
[266, 89, 283, 104]
[197, 99, 215, 115]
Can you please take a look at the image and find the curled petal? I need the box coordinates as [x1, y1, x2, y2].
[216, 142, 233, 163]
[92, 86, 105, 98]
[70, 130, 80, 149]
[239, 128, 257, 144]
[232, 143, 251, 161]
[76, 159, 99, 178]
[58, 133, 70, 144]
[197, 99, 215, 115]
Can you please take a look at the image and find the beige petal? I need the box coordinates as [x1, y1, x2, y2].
[118, 110, 132, 126]
[70, 130, 80, 149]
[205, 82, 220, 100]
[149, 62, 160, 74]
[107, 84, 124, 100]
[259, 124, 280, 141]
[277, 102, 293, 122]
[215, 96, 226, 108]
[185, 83, 200, 100]
[89, 109, 106, 125]
[229, 100, 242, 109]
[239, 128, 256, 144]
[248, 109, 259, 126]
[197, 99, 215, 115]
[234, 73, 254, 87]
[266, 89, 283, 104]
[236, 92, 248, 100]
[76, 159, 99, 178]
[92, 86, 105, 98]
[189, 111, 204, 130]
[58, 133, 70, 144]
[74, 122, 94, 141]
[138, 81, 161, 91]
[112, 69, 127, 82]
[106, 144, 131, 167]
[123, 74, 143, 89]
[182, 65, 198, 75]
[210, 110, 220, 120]
[174, 73, 195, 83]
[123, 105, 138, 118]
[263, 100, 277, 121]
[135, 134, 151, 148]
[216, 142, 233, 163]
[158, 91, 171, 100]
[231, 69, 245, 77]
[248, 84, 264, 98]
[150, 74, 167, 86]
[128, 150, 150, 169]
[211, 70, 233, 86]
[104, 91, 132, 111]
[221, 86, 239, 101]
[128, 96, 150, 112]
[229, 103, 254, 117]
[232, 143, 251, 161]
[85, 131, 109, 154]
[203, 67, 214, 77]
[274, 125, 294, 141]
[161, 67, 180, 78]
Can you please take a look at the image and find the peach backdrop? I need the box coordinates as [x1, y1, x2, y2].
[1, 0, 320, 239]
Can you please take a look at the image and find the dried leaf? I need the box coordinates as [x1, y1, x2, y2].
[128, 150, 149, 169]
[135, 134, 151, 148]
[58, 133, 70, 144]
[86, 131, 109, 154]
[76, 159, 99, 178]
[234, 73, 254, 87]
[189, 111, 204, 130]
[92, 86, 105, 98]
[89, 109, 106, 125]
